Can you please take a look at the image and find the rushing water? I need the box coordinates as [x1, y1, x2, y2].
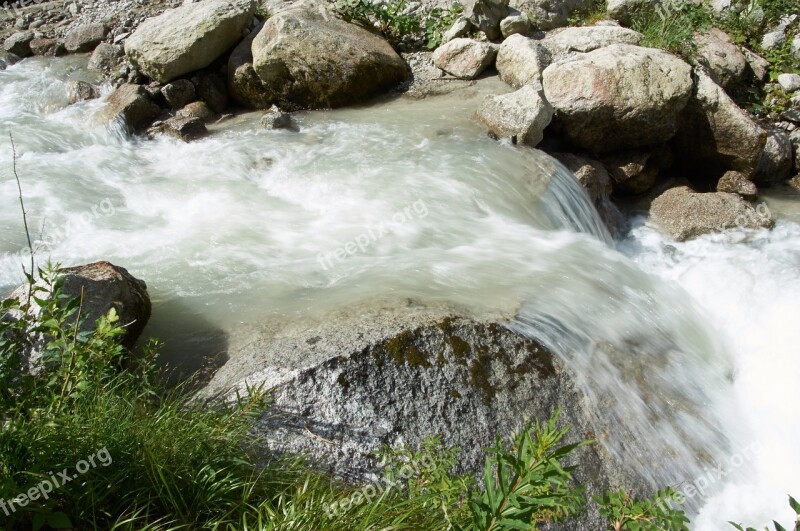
[1, 57, 798, 528]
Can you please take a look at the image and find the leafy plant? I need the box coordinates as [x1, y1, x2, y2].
[730, 495, 800, 531]
[597, 488, 689, 530]
[631, 2, 712, 58]
[468, 411, 588, 530]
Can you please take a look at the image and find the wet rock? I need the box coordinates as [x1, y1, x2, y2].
[694, 28, 748, 91]
[753, 128, 793, 185]
[496, 34, 550, 87]
[105, 83, 162, 133]
[716, 170, 758, 200]
[160, 79, 196, 109]
[432, 38, 497, 80]
[64, 23, 107, 53]
[499, 11, 529, 38]
[88, 43, 124, 72]
[476, 83, 553, 146]
[542, 25, 643, 60]
[650, 185, 773, 241]
[778, 73, 800, 93]
[251, 8, 407, 110]
[29, 38, 66, 57]
[542, 44, 692, 154]
[442, 16, 472, 43]
[463, 0, 509, 40]
[260, 104, 296, 130]
[7, 261, 151, 368]
[125, 0, 255, 83]
[228, 20, 272, 109]
[0, 51, 20, 70]
[149, 116, 207, 141]
[196, 301, 649, 528]
[176, 101, 216, 123]
[552, 152, 612, 202]
[673, 69, 767, 179]
[66, 80, 98, 104]
[3, 31, 34, 58]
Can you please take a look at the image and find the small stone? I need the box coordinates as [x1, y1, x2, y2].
[432, 38, 497, 80]
[88, 43, 123, 71]
[716, 170, 758, 200]
[64, 23, 107, 53]
[160, 79, 196, 109]
[176, 101, 216, 123]
[792, 35, 800, 60]
[500, 12, 529, 38]
[442, 16, 471, 43]
[66, 80, 98, 104]
[761, 30, 785, 50]
[149, 116, 207, 142]
[260, 105, 296, 130]
[777, 73, 800, 93]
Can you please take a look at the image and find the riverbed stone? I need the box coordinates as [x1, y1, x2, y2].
[149, 116, 208, 141]
[66, 80, 98, 104]
[650, 185, 773, 241]
[753, 128, 793, 185]
[251, 8, 407, 110]
[176, 101, 216, 123]
[500, 11, 530, 37]
[29, 38, 65, 57]
[161, 79, 196, 109]
[464, 0, 509, 40]
[125, 0, 255, 83]
[260, 104, 296, 130]
[694, 28, 748, 90]
[432, 38, 497, 80]
[105, 83, 162, 133]
[601, 149, 664, 195]
[3, 31, 34, 57]
[64, 23, 107, 53]
[672, 69, 767, 179]
[476, 83, 553, 146]
[553, 152, 612, 202]
[778, 73, 800, 93]
[496, 34, 550, 87]
[88, 43, 124, 72]
[542, 44, 693, 153]
[228, 20, 272, 109]
[0, 51, 20, 69]
[716, 170, 758, 199]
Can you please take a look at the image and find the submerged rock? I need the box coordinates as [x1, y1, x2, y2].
[542, 44, 692, 154]
[476, 83, 553, 146]
[125, 0, 255, 83]
[650, 185, 773, 241]
[432, 38, 497, 80]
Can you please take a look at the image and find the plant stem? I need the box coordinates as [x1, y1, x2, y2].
[9, 133, 35, 306]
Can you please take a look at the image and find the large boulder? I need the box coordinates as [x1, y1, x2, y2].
[694, 28, 748, 91]
[7, 262, 151, 367]
[672, 69, 767, 179]
[649, 185, 773, 241]
[495, 34, 551, 87]
[752, 128, 793, 185]
[124, 0, 255, 83]
[104, 83, 162, 133]
[432, 38, 497, 80]
[64, 23, 107, 53]
[542, 44, 693, 154]
[228, 20, 273, 109]
[463, 0, 509, 40]
[542, 26, 643, 60]
[251, 8, 407, 110]
[476, 83, 553, 146]
[197, 301, 650, 528]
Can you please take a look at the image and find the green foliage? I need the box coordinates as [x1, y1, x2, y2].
[468, 411, 588, 530]
[631, 2, 712, 58]
[567, 0, 610, 27]
[597, 488, 689, 531]
[331, 0, 463, 49]
[730, 495, 800, 531]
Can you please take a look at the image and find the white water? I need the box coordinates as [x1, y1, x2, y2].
[1, 57, 798, 528]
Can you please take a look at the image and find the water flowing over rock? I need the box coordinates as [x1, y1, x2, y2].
[7, 262, 151, 367]
[105, 83, 162, 133]
[476, 83, 553, 146]
[64, 22, 107, 53]
[250, 8, 407, 110]
[432, 38, 497, 80]
[464, 0, 509, 40]
[672, 69, 767, 179]
[694, 28, 748, 91]
[753, 128, 793, 185]
[197, 302, 648, 527]
[148, 116, 208, 141]
[542, 44, 692, 154]
[541, 25, 643, 60]
[0, 51, 20, 69]
[124, 0, 255, 83]
[496, 34, 551, 87]
[649, 185, 773, 241]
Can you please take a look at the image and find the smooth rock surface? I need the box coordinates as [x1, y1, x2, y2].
[88, 43, 124, 71]
[64, 23, 107, 53]
[542, 44, 692, 153]
[778, 73, 800, 93]
[542, 25, 643, 60]
[496, 34, 550, 87]
[476, 83, 553, 146]
[125, 0, 254, 83]
[432, 38, 497, 80]
[753, 128, 793, 185]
